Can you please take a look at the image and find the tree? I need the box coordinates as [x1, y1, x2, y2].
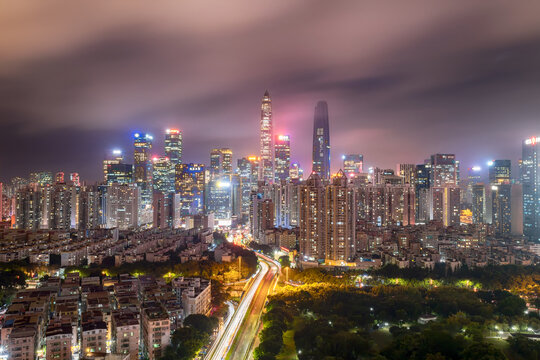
[461, 342, 507, 360]
[278, 255, 290, 268]
[507, 335, 540, 359]
[183, 314, 218, 335]
[496, 295, 526, 317]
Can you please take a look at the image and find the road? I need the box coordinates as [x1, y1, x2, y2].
[205, 254, 280, 360]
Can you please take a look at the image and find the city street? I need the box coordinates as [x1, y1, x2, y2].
[205, 254, 279, 360]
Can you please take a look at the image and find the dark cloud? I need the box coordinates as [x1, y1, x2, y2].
[1, 1, 540, 182]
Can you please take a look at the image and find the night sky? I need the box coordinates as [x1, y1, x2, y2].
[1, 1, 540, 183]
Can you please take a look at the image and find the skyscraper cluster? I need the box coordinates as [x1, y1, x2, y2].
[1, 90, 539, 259]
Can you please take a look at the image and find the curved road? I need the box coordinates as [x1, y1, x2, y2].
[205, 254, 279, 360]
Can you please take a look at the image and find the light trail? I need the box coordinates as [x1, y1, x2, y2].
[205, 260, 270, 360]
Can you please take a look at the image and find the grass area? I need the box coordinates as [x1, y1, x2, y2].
[370, 329, 394, 352]
[277, 330, 297, 360]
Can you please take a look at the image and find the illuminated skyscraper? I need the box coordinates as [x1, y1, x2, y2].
[290, 163, 303, 182]
[489, 160, 511, 184]
[105, 184, 139, 230]
[343, 155, 363, 177]
[274, 135, 290, 182]
[165, 129, 183, 166]
[487, 160, 511, 235]
[430, 154, 458, 186]
[238, 156, 259, 221]
[133, 132, 153, 226]
[133, 133, 153, 190]
[472, 183, 486, 224]
[105, 163, 133, 185]
[210, 148, 233, 178]
[55, 172, 65, 184]
[325, 170, 355, 262]
[207, 175, 238, 224]
[175, 163, 205, 216]
[522, 136, 540, 241]
[103, 149, 124, 182]
[29, 172, 53, 186]
[78, 185, 106, 230]
[69, 173, 80, 187]
[492, 183, 512, 235]
[259, 90, 274, 183]
[398, 163, 416, 184]
[298, 173, 325, 260]
[15, 186, 42, 230]
[312, 101, 330, 179]
[152, 156, 174, 194]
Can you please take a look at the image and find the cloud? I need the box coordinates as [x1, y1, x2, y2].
[1, 1, 540, 181]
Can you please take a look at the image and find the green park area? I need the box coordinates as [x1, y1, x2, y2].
[254, 264, 540, 360]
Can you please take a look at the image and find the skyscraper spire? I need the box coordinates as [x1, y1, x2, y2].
[312, 100, 331, 179]
[259, 90, 274, 183]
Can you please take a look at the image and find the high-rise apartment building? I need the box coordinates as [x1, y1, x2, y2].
[29, 171, 53, 186]
[105, 184, 139, 230]
[398, 164, 416, 184]
[325, 171, 355, 262]
[298, 173, 325, 260]
[259, 90, 274, 183]
[274, 135, 291, 182]
[522, 136, 540, 241]
[312, 101, 331, 179]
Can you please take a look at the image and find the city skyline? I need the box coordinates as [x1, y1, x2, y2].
[2, 2, 540, 181]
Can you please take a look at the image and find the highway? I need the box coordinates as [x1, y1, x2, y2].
[205, 254, 279, 360]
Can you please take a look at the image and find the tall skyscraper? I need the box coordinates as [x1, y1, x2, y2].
[133, 133, 153, 191]
[152, 156, 174, 194]
[298, 173, 325, 260]
[488, 160, 511, 235]
[430, 154, 458, 186]
[492, 183, 512, 235]
[133, 132, 153, 226]
[259, 90, 274, 183]
[325, 170, 355, 262]
[175, 163, 205, 216]
[312, 101, 331, 179]
[105, 163, 133, 185]
[398, 164, 416, 184]
[103, 149, 124, 182]
[29, 172, 53, 186]
[522, 136, 540, 241]
[290, 163, 303, 182]
[210, 148, 233, 178]
[274, 135, 291, 182]
[238, 156, 259, 221]
[489, 160, 511, 184]
[343, 154, 363, 177]
[472, 183, 486, 224]
[164, 129, 183, 166]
